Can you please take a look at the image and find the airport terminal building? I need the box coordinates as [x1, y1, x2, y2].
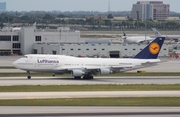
[0, 26, 169, 57]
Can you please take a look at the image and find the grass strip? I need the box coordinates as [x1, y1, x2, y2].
[0, 84, 180, 92]
[1, 72, 180, 77]
[0, 66, 16, 69]
[0, 97, 180, 106]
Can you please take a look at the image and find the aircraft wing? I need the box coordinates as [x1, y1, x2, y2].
[53, 67, 80, 71]
[53, 59, 160, 73]
[112, 62, 158, 70]
[110, 65, 136, 69]
[54, 64, 136, 71]
[53, 67, 68, 71]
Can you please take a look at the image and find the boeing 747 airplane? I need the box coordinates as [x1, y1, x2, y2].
[13, 37, 165, 80]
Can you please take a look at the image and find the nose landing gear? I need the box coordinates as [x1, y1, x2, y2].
[52, 73, 55, 77]
[27, 71, 31, 79]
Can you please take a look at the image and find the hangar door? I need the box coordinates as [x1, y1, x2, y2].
[109, 51, 120, 58]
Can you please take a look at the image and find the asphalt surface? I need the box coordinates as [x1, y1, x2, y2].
[1, 106, 180, 117]
[0, 56, 21, 66]
[0, 76, 180, 86]
[1, 91, 180, 99]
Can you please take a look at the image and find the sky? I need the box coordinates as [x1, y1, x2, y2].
[1, 0, 180, 12]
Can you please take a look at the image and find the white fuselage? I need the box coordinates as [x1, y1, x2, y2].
[162, 35, 180, 40]
[152, 28, 180, 40]
[13, 54, 160, 74]
[125, 36, 153, 43]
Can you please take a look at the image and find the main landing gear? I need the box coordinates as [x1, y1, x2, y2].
[74, 75, 94, 80]
[27, 71, 31, 79]
[83, 75, 93, 80]
[74, 76, 81, 79]
[83, 74, 94, 80]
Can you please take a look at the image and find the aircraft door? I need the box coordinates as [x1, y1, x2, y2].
[55, 60, 59, 67]
[34, 57, 38, 67]
[80, 61, 84, 68]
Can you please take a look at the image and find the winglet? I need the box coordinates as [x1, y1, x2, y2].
[133, 37, 165, 59]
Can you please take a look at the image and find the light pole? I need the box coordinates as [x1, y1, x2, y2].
[145, 19, 147, 41]
[46, 21, 50, 29]
[144, 4, 147, 41]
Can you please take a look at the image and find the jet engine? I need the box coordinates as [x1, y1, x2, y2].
[72, 70, 85, 77]
[100, 68, 112, 75]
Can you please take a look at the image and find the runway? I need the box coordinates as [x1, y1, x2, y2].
[1, 106, 180, 117]
[0, 76, 180, 86]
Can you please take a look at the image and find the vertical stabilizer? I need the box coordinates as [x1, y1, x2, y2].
[152, 28, 161, 37]
[133, 37, 165, 59]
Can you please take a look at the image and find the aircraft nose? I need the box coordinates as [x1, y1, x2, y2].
[12, 60, 18, 67]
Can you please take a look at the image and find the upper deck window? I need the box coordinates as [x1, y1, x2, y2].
[23, 56, 28, 58]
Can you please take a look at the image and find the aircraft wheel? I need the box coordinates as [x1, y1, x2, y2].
[52, 73, 55, 77]
[74, 76, 81, 79]
[27, 76, 31, 79]
[83, 75, 88, 79]
[83, 75, 93, 80]
[90, 76, 94, 79]
[27, 71, 31, 79]
[89, 75, 94, 79]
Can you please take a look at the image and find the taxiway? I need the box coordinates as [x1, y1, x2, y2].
[0, 76, 180, 86]
[1, 91, 180, 99]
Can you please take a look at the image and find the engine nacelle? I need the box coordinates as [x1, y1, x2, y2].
[100, 68, 112, 75]
[72, 70, 84, 77]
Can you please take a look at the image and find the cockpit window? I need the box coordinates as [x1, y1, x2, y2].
[23, 56, 28, 58]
